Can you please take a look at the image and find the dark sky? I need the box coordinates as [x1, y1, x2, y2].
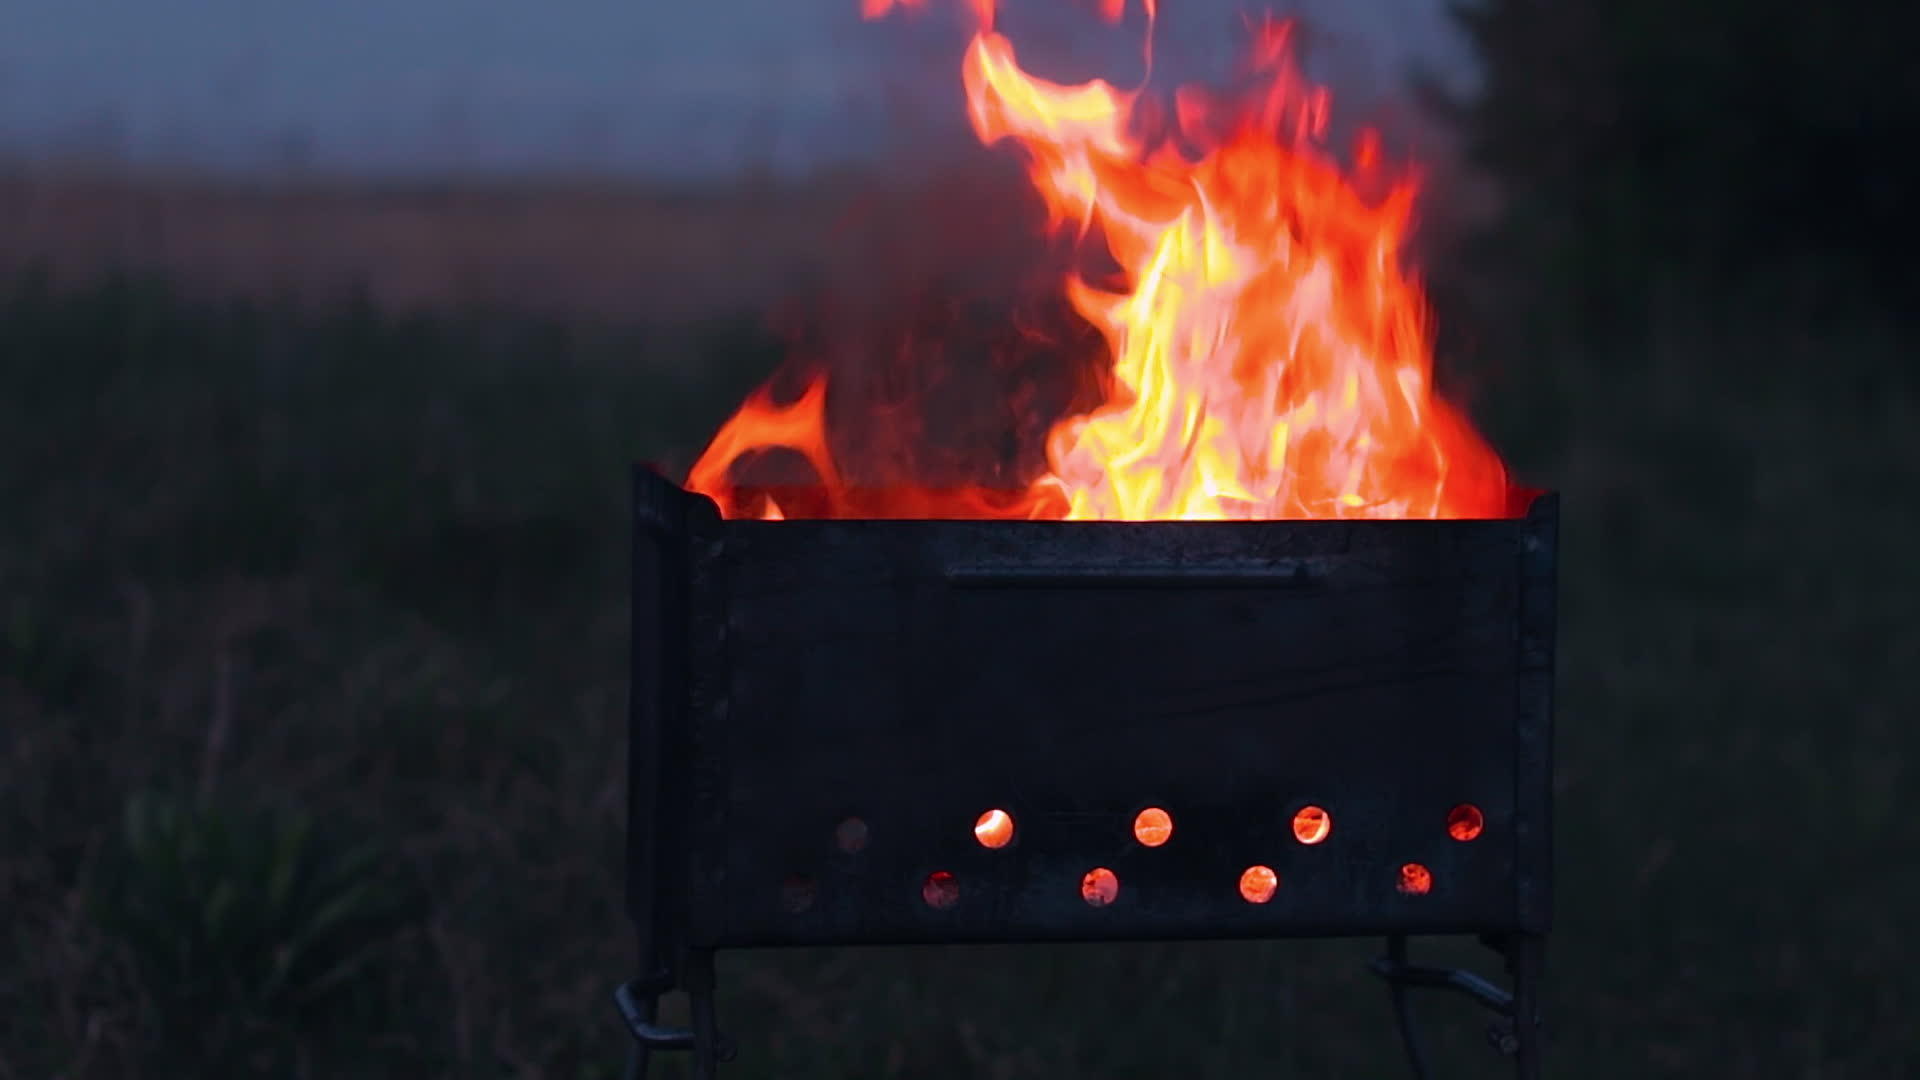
[0, 0, 1471, 178]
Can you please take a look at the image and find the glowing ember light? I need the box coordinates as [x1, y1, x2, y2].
[1081, 867, 1120, 906]
[1132, 807, 1173, 846]
[973, 808, 1016, 848]
[1238, 865, 1279, 903]
[1446, 803, 1485, 842]
[685, 2, 1510, 522]
[1398, 863, 1433, 895]
[1291, 805, 1331, 845]
[923, 870, 961, 908]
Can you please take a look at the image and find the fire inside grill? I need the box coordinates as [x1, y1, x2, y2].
[687, 3, 1510, 525]
[618, 3, 1557, 1077]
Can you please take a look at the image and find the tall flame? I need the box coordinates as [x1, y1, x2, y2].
[688, 1, 1511, 521]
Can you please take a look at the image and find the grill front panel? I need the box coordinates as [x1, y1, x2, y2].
[629, 480, 1555, 950]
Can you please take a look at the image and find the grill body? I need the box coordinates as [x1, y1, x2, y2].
[624, 468, 1557, 1077]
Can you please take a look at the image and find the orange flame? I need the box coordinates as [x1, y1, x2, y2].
[687, 2, 1511, 521]
[685, 373, 837, 520]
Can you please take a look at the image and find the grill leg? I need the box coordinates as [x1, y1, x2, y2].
[1372, 933, 1545, 1078]
[621, 992, 657, 1080]
[1511, 933, 1545, 1080]
[615, 936, 663, 1080]
[1383, 935, 1432, 1080]
[687, 948, 721, 1080]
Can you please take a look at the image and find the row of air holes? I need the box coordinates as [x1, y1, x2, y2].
[800, 804, 1485, 912]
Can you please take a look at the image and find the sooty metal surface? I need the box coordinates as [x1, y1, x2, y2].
[620, 467, 1558, 1079]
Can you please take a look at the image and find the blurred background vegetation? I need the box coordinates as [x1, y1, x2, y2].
[3, 0, 1916, 1077]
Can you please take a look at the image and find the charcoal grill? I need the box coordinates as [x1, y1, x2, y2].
[615, 467, 1557, 1078]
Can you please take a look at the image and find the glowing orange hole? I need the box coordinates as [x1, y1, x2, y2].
[1446, 804, 1484, 842]
[973, 809, 1014, 849]
[1239, 865, 1279, 904]
[1133, 807, 1173, 847]
[1292, 805, 1331, 845]
[1398, 863, 1433, 895]
[1081, 867, 1120, 907]
[922, 871, 960, 909]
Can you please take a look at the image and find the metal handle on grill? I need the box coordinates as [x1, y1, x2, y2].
[614, 978, 698, 1050]
[944, 559, 1329, 589]
[614, 960, 735, 1080]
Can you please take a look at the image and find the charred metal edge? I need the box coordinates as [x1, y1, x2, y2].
[1514, 492, 1558, 935]
[628, 468, 683, 976]
[681, 484, 731, 953]
[628, 468, 724, 985]
[721, 920, 1546, 951]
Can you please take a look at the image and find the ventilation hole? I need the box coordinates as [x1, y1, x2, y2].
[835, 816, 870, 853]
[1081, 867, 1120, 907]
[1446, 804, 1484, 842]
[922, 871, 960, 909]
[1239, 865, 1279, 903]
[973, 809, 1015, 849]
[1292, 805, 1332, 845]
[1397, 863, 1433, 895]
[781, 874, 816, 913]
[1132, 807, 1174, 847]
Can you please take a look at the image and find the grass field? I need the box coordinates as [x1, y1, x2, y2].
[1, 244, 1915, 1078]
[0, 161, 1092, 327]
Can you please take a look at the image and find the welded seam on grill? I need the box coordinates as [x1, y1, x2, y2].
[729, 567, 1502, 603]
[683, 518, 733, 946]
[1513, 496, 1558, 933]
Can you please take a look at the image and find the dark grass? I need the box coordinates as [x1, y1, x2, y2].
[2, 265, 1916, 1078]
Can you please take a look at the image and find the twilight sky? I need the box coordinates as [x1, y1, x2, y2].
[0, 0, 1472, 178]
